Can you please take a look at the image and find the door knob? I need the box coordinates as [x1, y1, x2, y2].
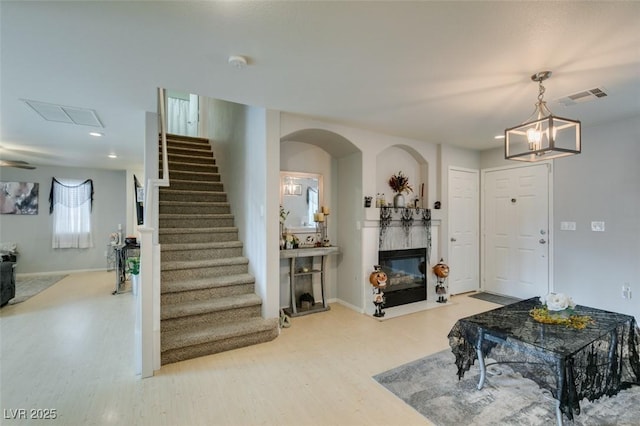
[539, 239, 547, 244]
[451, 237, 457, 242]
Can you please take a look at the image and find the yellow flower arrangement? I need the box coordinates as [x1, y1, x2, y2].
[529, 293, 594, 329]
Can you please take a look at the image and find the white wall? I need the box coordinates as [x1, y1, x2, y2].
[0, 165, 127, 274]
[337, 152, 363, 309]
[480, 116, 640, 321]
[207, 99, 280, 319]
[553, 116, 640, 320]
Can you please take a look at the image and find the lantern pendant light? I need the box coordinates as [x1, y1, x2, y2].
[505, 71, 581, 162]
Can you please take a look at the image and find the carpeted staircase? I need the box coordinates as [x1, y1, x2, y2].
[158, 134, 279, 365]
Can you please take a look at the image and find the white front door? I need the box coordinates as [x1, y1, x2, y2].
[448, 167, 479, 294]
[483, 163, 550, 299]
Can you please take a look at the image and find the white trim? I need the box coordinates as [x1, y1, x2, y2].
[334, 298, 364, 313]
[16, 268, 106, 278]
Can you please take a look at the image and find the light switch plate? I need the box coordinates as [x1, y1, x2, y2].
[591, 221, 605, 232]
[560, 221, 576, 231]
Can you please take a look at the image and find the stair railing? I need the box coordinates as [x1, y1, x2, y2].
[137, 87, 170, 377]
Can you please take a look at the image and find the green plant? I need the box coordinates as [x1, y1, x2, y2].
[127, 257, 140, 275]
[279, 205, 289, 223]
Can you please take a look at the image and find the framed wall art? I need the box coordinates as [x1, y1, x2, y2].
[0, 181, 39, 215]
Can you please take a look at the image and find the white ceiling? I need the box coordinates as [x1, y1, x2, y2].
[1, 1, 639, 171]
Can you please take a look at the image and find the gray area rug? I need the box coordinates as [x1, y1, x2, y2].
[374, 350, 640, 425]
[8, 274, 68, 305]
[468, 292, 521, 306]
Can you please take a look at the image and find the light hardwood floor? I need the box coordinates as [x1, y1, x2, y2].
[0, 271, 498, 426]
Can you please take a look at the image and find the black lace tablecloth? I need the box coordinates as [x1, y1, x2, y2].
[448, 297, 640, 420]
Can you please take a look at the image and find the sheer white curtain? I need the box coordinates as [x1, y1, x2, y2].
[167, 97, 190, 135]
[50, 178, 94, 249]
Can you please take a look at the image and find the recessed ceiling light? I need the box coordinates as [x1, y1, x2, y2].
[89, 132, 103, 137]
[228, 55, 248, 69]
[494, 135, 505, 140]
[108, 154, 117, 159]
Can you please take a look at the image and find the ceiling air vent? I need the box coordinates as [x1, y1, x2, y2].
[22, 99, 104, 127]
[556, 87, 608, 107]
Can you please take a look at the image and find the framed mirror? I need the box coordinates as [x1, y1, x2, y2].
[280, 171, 323, 233]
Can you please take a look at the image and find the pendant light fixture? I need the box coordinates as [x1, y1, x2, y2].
[505, 71, 581, 162]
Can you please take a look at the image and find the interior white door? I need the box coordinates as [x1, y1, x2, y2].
[448, 168, 479, 294]
[483, 163, 549, 299]
[186, 94, 199, 136]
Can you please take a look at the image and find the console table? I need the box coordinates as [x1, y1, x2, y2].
[280, 246, 339, 317]
[112, 243, 140, 295]
[448, 298, 640, 425]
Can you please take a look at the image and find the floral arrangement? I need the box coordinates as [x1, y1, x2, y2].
[529, 293, 593, 329]
[279, 205, 289, 224]
[388, 171, 413, 194]
[542, 292, 576, 311]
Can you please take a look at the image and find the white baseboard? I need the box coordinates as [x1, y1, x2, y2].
[16, 268, 108, 278]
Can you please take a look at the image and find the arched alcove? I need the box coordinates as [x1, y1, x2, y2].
[376, 144, 429, 208]
[281, 128, 360, 158]
[279, 128, 363, 313]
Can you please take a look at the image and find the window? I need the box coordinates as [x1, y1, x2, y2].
[49, 178, 94, 248]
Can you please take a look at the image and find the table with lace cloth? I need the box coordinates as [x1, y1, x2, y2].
[448, 297, 640, 424]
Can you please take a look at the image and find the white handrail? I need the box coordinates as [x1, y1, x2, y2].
[143, 87, 170, 241]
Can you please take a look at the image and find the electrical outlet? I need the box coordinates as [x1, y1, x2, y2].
[626, 284, 632, 299]
[560, 221, 576, 231]
[622, 284, 632, 299]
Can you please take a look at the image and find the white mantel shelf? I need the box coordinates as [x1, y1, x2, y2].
[279, 246, 340, 259]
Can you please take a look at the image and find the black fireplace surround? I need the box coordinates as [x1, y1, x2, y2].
[378, 248, 427, 308]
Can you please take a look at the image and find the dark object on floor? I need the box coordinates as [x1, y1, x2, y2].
[299, 292, 315, 309]
[468, 292, 521, 305]
[0, 261, 16, 306]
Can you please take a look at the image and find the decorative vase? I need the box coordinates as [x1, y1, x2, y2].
[131, 273, 140, 296]
[393, 193, 405, 208]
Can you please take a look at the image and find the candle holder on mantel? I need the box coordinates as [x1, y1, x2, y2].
[314, 206, 331, 247]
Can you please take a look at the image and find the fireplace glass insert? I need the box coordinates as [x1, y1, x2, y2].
[378, 248, 427, 308]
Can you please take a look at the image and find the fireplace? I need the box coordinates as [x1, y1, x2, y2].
[378, 248, 427, 308]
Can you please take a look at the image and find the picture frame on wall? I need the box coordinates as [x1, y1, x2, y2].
[0, 181, 39, 215]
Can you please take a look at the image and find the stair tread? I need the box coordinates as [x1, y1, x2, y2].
[162, 241, 242, 251]
[160, 200, 228, 206]
[162, 256, 248, 271]
[160, 189, 225, 194]
[169, 179, 221, 184]
[168, 170, 220, 176]
[161, 317, 279, 352]
[165, 134, 210, 143]
[162, 273, 255, 294]
[164, 145, 211, 151]
[160, 213, 233, 219]
[162, 293, 261, 320]
[160, 226, 238, 234]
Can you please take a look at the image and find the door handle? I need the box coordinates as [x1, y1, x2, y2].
[539, 239, 546, 244]
[451, 237, 457, 242]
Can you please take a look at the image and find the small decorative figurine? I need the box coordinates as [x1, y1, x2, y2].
[369, 265, 388, 317]
[433, 258, 449, 303]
